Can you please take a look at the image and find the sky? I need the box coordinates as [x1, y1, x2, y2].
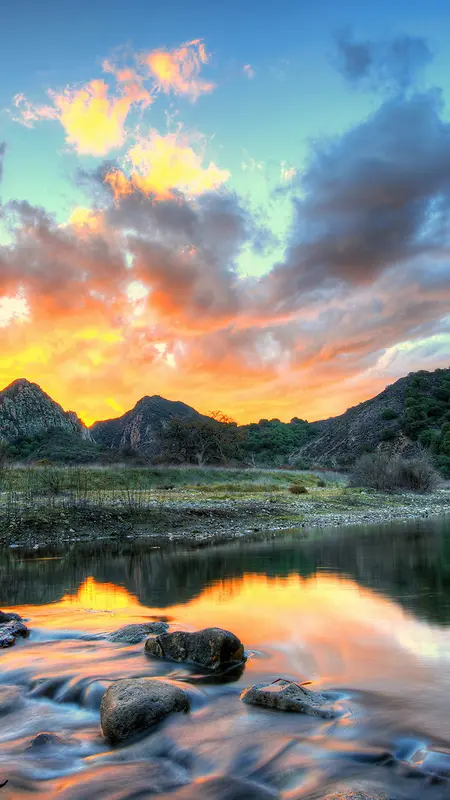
[0, 0, 450, 425]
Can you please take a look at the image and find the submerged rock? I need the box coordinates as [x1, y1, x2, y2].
[0, 619, 29, 648]
[322, 790, 388, 799]
[50, 759, 189, 798]
[100, 678, 189, 744]
[171, 776, 280, 799]
[145, 628, 245, 671]
[107, 621, 168, 644]
[241, 679, 333, 718]
[27, 732, 64, 749]
[0, 685, 24, 714]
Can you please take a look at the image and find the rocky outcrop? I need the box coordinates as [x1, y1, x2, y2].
[290, 367, 450, 468]
[0, 379, 92, 444]
[107, 621, 169, 644]
[145, 628, 245, 671]
[91, 395, 203, 457]
[241, 679, 333, 718]
[100, 678, 189, 744]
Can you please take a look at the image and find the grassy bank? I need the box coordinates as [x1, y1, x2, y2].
[0, 464, 448, 548]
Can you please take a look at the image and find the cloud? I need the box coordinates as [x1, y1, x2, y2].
[105, 129, 229, 201]
[267, 91, 450, 306]
[243, 64, 255, 80]
[143, 39, 214, 100]
[333, 30, 432, 91]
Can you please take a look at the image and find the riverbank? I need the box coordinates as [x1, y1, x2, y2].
[0, 465, 448, 548]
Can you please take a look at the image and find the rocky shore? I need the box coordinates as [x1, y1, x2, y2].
[0, 485, 448, 549]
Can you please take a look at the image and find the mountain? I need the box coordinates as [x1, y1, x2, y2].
[91, 395, 203, 457]
[0, 379, 92, 444]
[291, 367, 450, 473]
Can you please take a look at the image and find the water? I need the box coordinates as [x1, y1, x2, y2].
[1, 517, 450, 798]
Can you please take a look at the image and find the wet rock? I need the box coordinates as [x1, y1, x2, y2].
[0, 685, 24, 714]
[0, 610, 22, 624]
[27, 732, 64, 749]
[170, 776, 280, 799]
[145, 628, 245, 672]
[107, 621, 168, 644]
[241, 679, 334, 718]
[100, 678, 189, 744]
[0, 619, 29, 648]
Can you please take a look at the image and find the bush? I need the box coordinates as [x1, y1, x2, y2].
[380, 428, 396, 442]
[289, 483, 308, 495]
[351, 450, 439, 493]
[381, 409, 398, 421]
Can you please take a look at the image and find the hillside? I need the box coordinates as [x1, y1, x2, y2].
[0, 379, 92, 444]
[91, 395, 203, 458]
[291, 368, 450, 475]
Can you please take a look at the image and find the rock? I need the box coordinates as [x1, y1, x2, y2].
[0, 610, 22, 624]
[0, 685, 24, 714]
[241, 679, 333, 718]
[107, 621, 169, 644]
[100, 678, 189, 744]
[27, 732, 64, 749]
[0, 619, 29, 648]
[170, 776, 280, 799]
[145, 628, 245, 671]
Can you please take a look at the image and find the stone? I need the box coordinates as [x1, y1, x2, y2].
[0, 685, 24, 714]
[100, 678, 189, 744]
[27, 732, 64, 749]
[170, 776, 280, 799]
[0, 610, 22, 624]
[0, 619, 29, 648]
[322, 791, 388, 799]
[107, 621, 168, 644]
[50, 759, 189, 798]
[241, 679, 334, 718]
[145, 628, 245, 671]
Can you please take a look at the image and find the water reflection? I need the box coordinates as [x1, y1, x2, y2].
[0, 516, 449, 798]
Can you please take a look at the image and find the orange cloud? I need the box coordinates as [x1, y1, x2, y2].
[13, 76, 152, 156]
[143, 39, 215, 100]
[105, 129, 229, 200]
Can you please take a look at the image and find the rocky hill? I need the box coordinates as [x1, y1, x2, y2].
[0, 379, 92, 444]
[91, 395, 203, 457]
[291, 368, 450, 471]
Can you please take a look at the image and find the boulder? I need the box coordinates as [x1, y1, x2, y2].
[145, 628, 245, 671]
[107, 622, 168, 644]
[0, 610, 22, 624]
[170, 776, 280, 799]
[241, 679, 334, 718]
[0, 619, 29, 648]
[100, 678, 189, 744]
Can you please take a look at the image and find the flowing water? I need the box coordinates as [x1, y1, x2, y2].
[1, 517, 450, 798]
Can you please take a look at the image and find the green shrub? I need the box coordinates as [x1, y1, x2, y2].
[289, 483, 308, 495]
[381, 409, 398, 421]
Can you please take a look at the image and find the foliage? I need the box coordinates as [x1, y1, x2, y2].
[239, 417, 313, 466]
[4, 429, 105, 464]
[160, 413, 243, 465]
[400, 370, 450, 474]
[351, 450, 440, 493]
[289, 483, 308, 494]
[381, 408, 398, 421]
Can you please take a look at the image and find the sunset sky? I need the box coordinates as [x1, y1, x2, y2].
[1, 0, 449, 425]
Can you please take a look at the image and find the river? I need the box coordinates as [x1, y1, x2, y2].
[1, 517, 450, 798]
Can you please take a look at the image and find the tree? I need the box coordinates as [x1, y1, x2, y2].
[161, 414, 242, 466]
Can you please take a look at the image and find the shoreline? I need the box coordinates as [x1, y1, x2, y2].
[1, 487, 449, 550]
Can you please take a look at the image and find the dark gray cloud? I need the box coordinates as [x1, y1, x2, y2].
[267, 91, 450, 308]
[333, 30, 432, 91]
